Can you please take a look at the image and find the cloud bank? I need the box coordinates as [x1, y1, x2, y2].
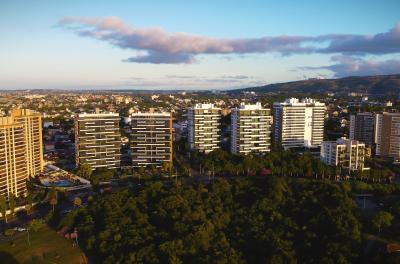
[59, 16, 400, 65]
[302, 56, 400, 78]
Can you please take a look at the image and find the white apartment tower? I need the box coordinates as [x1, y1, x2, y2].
[75, 110, 121, 170]
[320, 138, 365, 171]
[273, 98, 325, 149]
[130, 110, 173, 167]
[188, 103, 221, 154]
[231, 102, 272, 155]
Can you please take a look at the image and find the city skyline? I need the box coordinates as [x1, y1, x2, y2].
[1, 0, 400, 90]
[1, 2, 400, 262]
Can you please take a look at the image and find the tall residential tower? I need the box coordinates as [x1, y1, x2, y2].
[188, 103, 221, 154]
[0, 117, 27, 199]
[11, 109, 44, 176]
[273, 98, 325, 149]
[349, 112, 376, 147]
[0, 109, 43, 199]
[375, 112, 400, 161]
[231, 102, 272, 155]
[130, 110, 173, 167]
[75, 110, 121, 170]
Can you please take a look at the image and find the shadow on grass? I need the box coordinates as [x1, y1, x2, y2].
[0, 251, 19, 264]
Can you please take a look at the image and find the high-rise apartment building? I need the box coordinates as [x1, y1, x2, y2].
[320, 138, 365, 171]
[0, 117, 27, 199]
[273, 98, 325, 149]
[375, 112, 400, 160]
[75, 110, 121, 170]
[349, 112, 376, 146]
[131, 110, 173, 167]
[11, 109, 44, 177]
[0, 109, 43, 199]
[231, 102, 272, 155]
[188, 103, 221, 154]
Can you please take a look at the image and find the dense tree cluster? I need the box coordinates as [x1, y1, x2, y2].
[64, 177, 362, 263]
[190, 149, 393, 183]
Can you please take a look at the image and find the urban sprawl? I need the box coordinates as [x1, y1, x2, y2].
[0, 90, 398, 201]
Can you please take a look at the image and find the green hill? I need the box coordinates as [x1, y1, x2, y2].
[232, 74, 400, 97]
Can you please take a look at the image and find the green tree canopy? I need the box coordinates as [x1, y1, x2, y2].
[64, 177, 361, 263]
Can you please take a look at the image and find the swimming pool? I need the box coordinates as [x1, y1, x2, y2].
[42, 179, 74, 187]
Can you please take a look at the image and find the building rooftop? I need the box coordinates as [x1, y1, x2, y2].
[131, 111, 171, 117]
[192, 103, 221, 110]
[274, 98, 324, 106]
[237, 102, 266, 110]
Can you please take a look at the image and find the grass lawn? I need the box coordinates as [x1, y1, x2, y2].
[0, 225, 87, 264]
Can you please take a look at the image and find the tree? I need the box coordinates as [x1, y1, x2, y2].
[74, 197, 82, 208]
[372, 211, 394, 233]
[66, 177, 362, 263]
[28, 219, 44, 232]
[77, 164, 93, 179]
[4, 228, 15, 237]
[182, 165, 191, 177]
[162, 161, 171, 174]
[49, 188, 58, 212]
[9, 193, 16, 216]
[138, 166, 146, 175]
[0, 194, 7, 223]
[26, 193, 33, 215]
[137, 166, 146, 183]
[91, 168, 114, 185]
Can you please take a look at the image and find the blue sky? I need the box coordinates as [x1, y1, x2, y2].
[1, 0, 399, 90]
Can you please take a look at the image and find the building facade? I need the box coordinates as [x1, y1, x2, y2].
[349, 112, 376, 146]
[375, 112, 400, 160]
[0, 109, 43, 199]
[273, 98, 325, 149]
[320, 138, 365, 171]
[231, 102, 272, 155]
[11, 109, 44, 177]
[188, 103, 221, 154]
[0, 117, 27, 199]
[75, 111, 121, 170]
[130, 111, 173, 167]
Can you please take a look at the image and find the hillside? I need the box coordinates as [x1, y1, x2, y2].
[232, 74, 400, 97]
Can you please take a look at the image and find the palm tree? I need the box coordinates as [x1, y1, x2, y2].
[73, 197, 82, 208]
[49, 188, 58, 212]
[50, 197, 57, 212]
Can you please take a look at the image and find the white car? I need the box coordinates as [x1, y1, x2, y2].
[13, 227, 26, 232]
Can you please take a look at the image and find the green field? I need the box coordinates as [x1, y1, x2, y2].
[0, 225, 86, 264]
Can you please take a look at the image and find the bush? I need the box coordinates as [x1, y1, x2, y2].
[4, 228, 15, 237]
[28, 219, 44, 232]
[352, 181, 373, 192]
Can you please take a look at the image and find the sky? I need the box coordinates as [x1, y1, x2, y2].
[0, 0, 399, 90]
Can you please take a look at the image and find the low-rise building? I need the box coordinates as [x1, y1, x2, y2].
[320, 138, 365, 171]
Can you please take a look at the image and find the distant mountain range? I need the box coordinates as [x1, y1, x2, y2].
[232, 74, 400, 98]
